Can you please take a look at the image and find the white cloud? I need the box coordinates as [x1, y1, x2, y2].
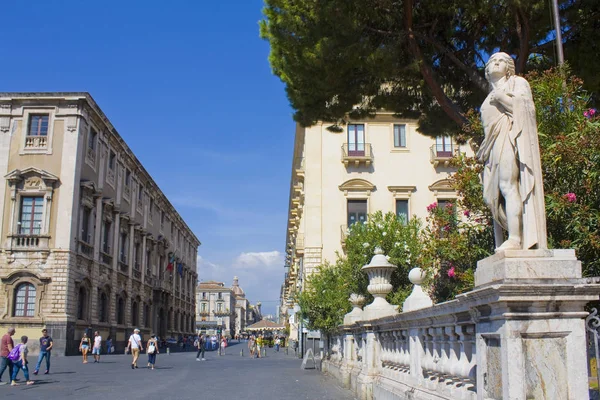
[233, 251, 283, 269]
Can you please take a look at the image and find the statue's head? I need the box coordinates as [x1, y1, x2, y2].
[485, 52, 515, 82]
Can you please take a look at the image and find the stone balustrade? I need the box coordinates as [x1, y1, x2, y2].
[321, 249, 600, 400]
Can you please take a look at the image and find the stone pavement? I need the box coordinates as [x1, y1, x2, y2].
[0, 341, 356, 400]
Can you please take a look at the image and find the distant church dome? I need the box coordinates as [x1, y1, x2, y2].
[232, 276, 245, 296]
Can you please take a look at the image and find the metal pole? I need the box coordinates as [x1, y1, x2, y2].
[551, 0, 564, 65]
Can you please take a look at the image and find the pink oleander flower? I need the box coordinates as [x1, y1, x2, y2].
[426, 202, 438, 212]
[463, 210, 471, 218]
[443, 225, 451, 232]
[447, 266, 456, 278]
[584, 108, 597, 119]
[564, 192, 577, 203]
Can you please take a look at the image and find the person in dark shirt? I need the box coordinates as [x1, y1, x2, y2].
[33, 329, 53, 375]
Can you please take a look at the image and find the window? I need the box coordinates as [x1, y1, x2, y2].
[438, 199, 456, 212]
[88, 128, 97, 150]
[132, 301, 139, 327]
[149, 198, 154, 219]
[108, 151, 116, 170]
[19, 196, 43, 235]
[435, 136, 453, 157]
[201, 303, 207, 312]
[396, 199, 409, 224]
[160, 210, 165, 230]
[137, 185, 143, 201]
[134, 243, 141, 269]
[81, 207, 92, 243]
[119, 232, 128, 263]
[14, 283, 36, 317]
[394, 124, 407, 148]
[77, 286, 87, 320]
[217, 303, 223, 312]
[347, 199, 367, 226]
[218, 292, 222, 300]
[28, 115, 49, 136]
[125, 170, 131, 187]
[146, 249, 152, 273]
[347, 124, 365, 156]
[99, 292, 108, 322]
[102, 220, 112, 253]
[202, 292, 206, 299]
[117, 297, 125, 325]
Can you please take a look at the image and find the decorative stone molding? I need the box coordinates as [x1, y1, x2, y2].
[339, 178, 376, 197]
[387, 185, 416, 198]
[1, 270, 51, 321]
[428, 179, 457, 198]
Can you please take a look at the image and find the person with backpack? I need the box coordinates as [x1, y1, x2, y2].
[9, 335, 34, 386]
[146, 334, 159, 370]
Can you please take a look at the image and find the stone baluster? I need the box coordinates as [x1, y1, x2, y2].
[438, 327, 450, 381]
[389, 330, 398, 371]
[446, 325, 460, 381]
[466, 325, 476, 389]
[379, 332, 388, 372]
[401, 329, 410, 372]
[455, 325, 472, 385]
[420, 328, 431, 375]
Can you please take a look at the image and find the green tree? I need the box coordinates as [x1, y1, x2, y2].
[261, 0, 592, 136]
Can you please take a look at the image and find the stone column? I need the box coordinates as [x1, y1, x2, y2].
[93, 196, 103, 261]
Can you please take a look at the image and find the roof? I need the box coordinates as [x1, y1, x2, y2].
[198, 281, 229, 291]
[246, 320, 286, 331]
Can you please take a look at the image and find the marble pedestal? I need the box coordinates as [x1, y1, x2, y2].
[474, 249, 596, 400]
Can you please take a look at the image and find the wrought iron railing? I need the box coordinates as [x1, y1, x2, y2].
[341, 143, 373, 166]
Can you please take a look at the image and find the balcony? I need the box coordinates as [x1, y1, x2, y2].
[24, 135, 48, 150]
[133, 269, 141, 281]
[118, 259, 129, 274]
[430, 143, 460, 167]
[199, 311, 210, 317]
[8, 234, 50, 252]
[295, 157, 305, 179]
[341, 143, 373, 167]
[144, 275, 153, 286]
[213, 309, 231, 317]
[100, 251, 113, 266]
[78, 240, 94, 259]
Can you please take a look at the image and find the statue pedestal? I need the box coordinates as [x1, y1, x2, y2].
[474, 248, 581, 287]
[473, 249, 595, 400]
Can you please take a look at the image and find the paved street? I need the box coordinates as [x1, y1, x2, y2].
[0, 342, 356, 400]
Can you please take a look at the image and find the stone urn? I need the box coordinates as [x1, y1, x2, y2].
[343, 293, 366, 325]
[361, 247, 399, 320]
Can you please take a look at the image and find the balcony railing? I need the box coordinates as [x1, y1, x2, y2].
[430, 143, 460, 167]
[213, 309, 231, 317]
[341, 143, 373, 167]
[199, 311, 210, 317]
[78, 240, 94, 258]
[144, 275, 153, 286]
[100, 251, 113, 266]
[9, 234, 50, 251]
[118, 261, 129, 273]
[24, 135, 48, 150]
[133, 269, 141, 281]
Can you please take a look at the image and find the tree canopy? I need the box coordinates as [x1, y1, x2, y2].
[260, 0, 598, 136]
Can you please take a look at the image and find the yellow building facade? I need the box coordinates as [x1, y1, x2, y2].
[281, 114, 471, 316]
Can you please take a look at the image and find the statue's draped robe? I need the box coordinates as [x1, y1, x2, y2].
[477, 75, 547, 250]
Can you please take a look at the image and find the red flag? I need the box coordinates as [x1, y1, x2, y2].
[166, 252, 174, 271]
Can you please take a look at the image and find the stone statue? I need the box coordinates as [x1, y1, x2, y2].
[476, 52, 547, 251]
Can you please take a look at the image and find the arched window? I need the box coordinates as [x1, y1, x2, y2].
[77, 286, 87, 320]
[132, 301, 139, 327]
[99, 292, 108, 322]
[14, 283, 36, 317]
[117, 296, 125, 325]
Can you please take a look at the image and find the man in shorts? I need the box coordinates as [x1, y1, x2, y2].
[126, 329, 143, 369]
[92, 331, 102, 363]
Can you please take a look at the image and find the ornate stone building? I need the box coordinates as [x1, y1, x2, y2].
[196, 276, 262, 337]
[0, 93, 200, 355]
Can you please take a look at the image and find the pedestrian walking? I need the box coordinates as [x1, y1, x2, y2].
[106, 336, 113, 354]
[92, 331, 102, 363]
[127, 328, 144, 369]
[195, 335, 205, 361]
[220, 337, 227, 355]
[0, 327, 16, 385]
[33, 329, 53, 375]
[146, 334, 159, 370]
[256, 335, 262, 358]
[275, 337, 281, 352]
[79, 332, 91, 363]
[248, 336, 255, 358]
[10, 335, 34, 386]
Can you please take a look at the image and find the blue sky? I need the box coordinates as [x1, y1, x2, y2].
[1, 0, 294, 315]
